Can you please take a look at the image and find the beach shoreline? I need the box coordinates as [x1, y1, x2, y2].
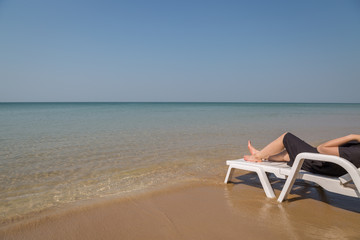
[2, 102, 360, 225]
[2, 103, 360, 239]
[2, 177, 360, 240]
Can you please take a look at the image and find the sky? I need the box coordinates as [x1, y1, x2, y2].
[0, 0, 359, 103]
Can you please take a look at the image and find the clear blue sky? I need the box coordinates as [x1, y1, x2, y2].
[0, 0, 359, 102]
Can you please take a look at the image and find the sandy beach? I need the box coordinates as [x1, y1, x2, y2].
[1, 171, 360, 240]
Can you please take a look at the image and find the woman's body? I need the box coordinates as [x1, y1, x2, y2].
[245, 132, 360, 177]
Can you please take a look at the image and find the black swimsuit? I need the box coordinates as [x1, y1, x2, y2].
[339, 140, 360, 167]
[283, 132, 360, 177]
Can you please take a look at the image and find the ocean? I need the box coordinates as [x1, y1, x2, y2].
[1, 102, 360, 224]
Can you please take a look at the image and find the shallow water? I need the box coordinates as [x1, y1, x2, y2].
[1, 102, 360, 224]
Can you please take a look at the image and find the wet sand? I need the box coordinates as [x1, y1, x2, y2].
[1, 172, 360, 240]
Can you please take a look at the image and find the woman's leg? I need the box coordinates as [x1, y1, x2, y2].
[244, 132, 290, 162]
[268, 150, 290, 162]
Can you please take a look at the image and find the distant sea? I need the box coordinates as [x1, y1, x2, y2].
[1, 102, 360, 224]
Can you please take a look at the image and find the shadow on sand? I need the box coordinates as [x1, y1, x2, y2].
[227, 172, 360, 213]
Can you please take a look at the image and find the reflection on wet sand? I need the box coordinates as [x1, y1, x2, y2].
[223, 171, 360, 239]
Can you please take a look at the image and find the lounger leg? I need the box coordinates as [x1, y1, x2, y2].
[256, 169, 276, 198]
[277, 159, 304, 202]
[277, 174, 297, 202]
[224, 166, 235, 183]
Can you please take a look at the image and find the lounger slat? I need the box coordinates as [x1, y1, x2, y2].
[339, 168, 360, 184]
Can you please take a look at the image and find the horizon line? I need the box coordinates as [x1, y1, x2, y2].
[1, 101, 360, 104]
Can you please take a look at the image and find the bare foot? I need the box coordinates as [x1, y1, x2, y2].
[244, 155, 262, 162]
[247, 140, 259, 155]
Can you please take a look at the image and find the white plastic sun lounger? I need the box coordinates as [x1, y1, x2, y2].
[224, 152, 360, 202]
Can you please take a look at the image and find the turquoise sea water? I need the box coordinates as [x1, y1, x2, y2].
[1, 102, 360, 224]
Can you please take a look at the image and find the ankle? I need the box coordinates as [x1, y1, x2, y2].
[254, 152, 262, 159]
